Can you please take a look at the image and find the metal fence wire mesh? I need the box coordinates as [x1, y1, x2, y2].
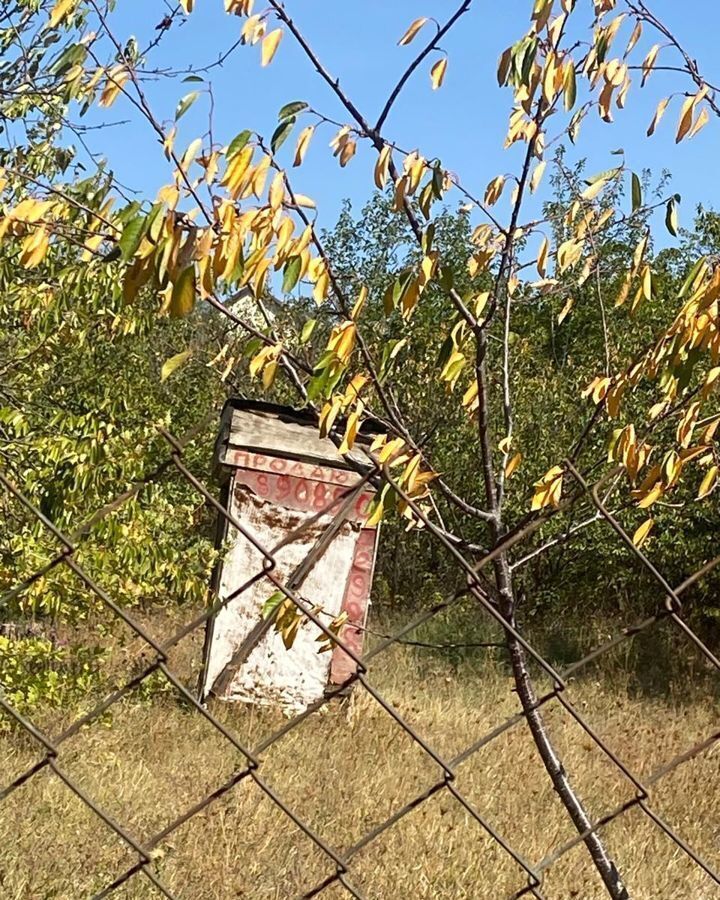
[1, 385, 720, 899]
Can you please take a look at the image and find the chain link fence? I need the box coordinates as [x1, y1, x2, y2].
[1, 364, 720, 899]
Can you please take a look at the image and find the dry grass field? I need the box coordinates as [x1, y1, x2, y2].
[1, 613, 720, 900]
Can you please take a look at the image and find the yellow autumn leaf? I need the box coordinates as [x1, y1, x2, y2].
[262, 359, 278, 390]
[531, 466, 564, 512]
[537, 235, 549, 278]
[261, 29, 283, 67]
[675, 94, 695, 143]
[98, 67, 129, 108]
[632, 518, 654, 548]
[339, 410, 360, 454]
[688, 106, 710, 139]
[365, 495, 385, 528]
[374, 144, 392, 189]
[647, 97, 670, 137]
[530, 160, 546, 194]
[637, 482, 663, 509]
[170, 266, 196, 317]
[430, 57, 448, 90]
[49, 0, 77, 27]
[698, 465, 718, 499]
[505, 452, 522, 479]
[641, 43, 660, 87]
[19, 228, 50, 269]
[484, 175, 506, 206]
[180, 0, 194, 12]
[558, 296, 575, 324]
[462, 380, 478, 410]
[339, 139, 357, 167]
[293, 126, 314, 167]
[293, 194, 316, 209]
[398, 17, 428, 46]
[351, 285, 368, 320]
[268, 170, 284, 210]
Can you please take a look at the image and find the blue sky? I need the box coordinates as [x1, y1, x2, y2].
[76, 1, 720, 236]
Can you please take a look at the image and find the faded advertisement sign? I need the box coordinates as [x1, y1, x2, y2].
[200, 401, 379, 713]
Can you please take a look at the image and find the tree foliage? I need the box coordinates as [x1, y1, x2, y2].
[2, 2, 720, 889]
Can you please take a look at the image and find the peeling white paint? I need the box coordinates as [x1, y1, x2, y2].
[204, 485, 360, 713]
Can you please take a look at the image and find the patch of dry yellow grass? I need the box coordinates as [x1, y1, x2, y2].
[1, 624, 719, 899]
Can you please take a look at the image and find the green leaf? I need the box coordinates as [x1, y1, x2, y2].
[278, 101, 308, 121]
[631, 172, 642, 213]
[300, 319, 316, 343]
[170, 266, 196, 317]
[227, 129, 252, 160]
[175, 90, 199, 121]
[118, 215, 146, 261]
[563, 64, 576, 111]
[50, 43, 87, 77]
[306, 369, 329, 402]
[584, 166, 621, 186]
[678, 256, 706, 298]
[262, 590, 285, 619]
[160, 349, 193, 382]
[282, 255, 302, 293]
[437, 333, 455, 369]
[665, 197, 679, 237]
[271, 118, 295, 153]
[144, 202, 164, 243]
[182, 75, 205, 83]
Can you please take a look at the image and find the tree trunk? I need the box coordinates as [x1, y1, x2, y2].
[496, 556, 629, 899]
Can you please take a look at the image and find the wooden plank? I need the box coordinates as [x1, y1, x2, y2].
[222, 407, 369, 469]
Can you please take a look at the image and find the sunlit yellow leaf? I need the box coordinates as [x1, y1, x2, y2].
[293, 126, 314, 167]
[262, 360, 278, 390]
[637, 483, 663, 509]
[676, 94, 695, 143]
[268, 170, 284, 210]
[293, 194, 316, 209]
[505, 452, 522, 479]
[351, 285, 368, 320]
[49, 0, 77, 27]
[19, 227, 50, 268]
[626, 20, 642, 55]
[641, 43, 660, 87]
[688, 106, 710, 139]
[170, 266, 196, 317]
[537, 235, 549, 278]
[430, 57, 448, 90]
[261, 29, 283, 67]
[632, 518, 654, 548]
[558, 296, 575, 324]
[99, 67, 129, 108]
[647, 96, 670, 137]
[365, 495, 385, 528]
[531, 466, 564, 512]
[339, 139, 356, 167]
[161, 349, 193, 382]
[484, 175, 506, 207]
[374, 144, 392, 189]
[530, 160, 546, 194]
[398, 17, 428, 46]
[698, 465, 718, 500]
